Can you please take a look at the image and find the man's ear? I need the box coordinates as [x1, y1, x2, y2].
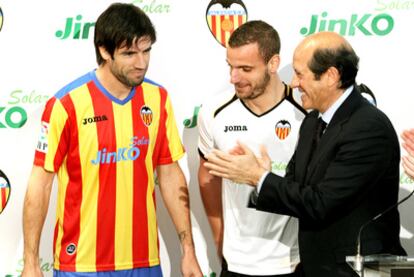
[325, 66, 341, 88]
[268, 54, 280, 74]
[98, 46, 111, 62]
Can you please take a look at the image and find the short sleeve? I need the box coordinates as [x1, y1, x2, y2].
[33, 97, 69, 172]
[197, 103, 215, 159]
[156, 93, 185, 165]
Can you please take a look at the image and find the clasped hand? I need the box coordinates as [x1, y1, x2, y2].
[204, 141, 271, 186]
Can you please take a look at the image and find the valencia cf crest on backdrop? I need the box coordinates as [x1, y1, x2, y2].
[206, 0, 248, 47]
[0, 7, 3, 32]
[140, 105, 153, 126]
[275, 120, 291, 140]
[0, 169, 11, 214]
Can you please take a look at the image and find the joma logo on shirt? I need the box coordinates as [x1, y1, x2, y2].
[224, 125, 248, 132]
[82, 115, 108, 125]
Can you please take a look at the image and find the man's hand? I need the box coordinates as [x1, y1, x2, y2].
[401, 129, 414, 179]
[205, 142, 270, 186]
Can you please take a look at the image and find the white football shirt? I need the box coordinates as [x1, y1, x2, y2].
[198, 84, 306, 275]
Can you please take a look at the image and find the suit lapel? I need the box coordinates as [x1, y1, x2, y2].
[304, 86, 365, 181]
[295, 111, 319, 184]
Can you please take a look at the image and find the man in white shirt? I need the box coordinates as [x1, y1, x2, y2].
[198, 20, 306, 277]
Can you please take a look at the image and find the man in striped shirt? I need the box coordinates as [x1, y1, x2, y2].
[22, 3, 202, 277]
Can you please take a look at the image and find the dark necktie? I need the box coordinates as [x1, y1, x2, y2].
[310, 117, 327, 159]
[306, 118, 327, 177]
[315, 117, 327, 145]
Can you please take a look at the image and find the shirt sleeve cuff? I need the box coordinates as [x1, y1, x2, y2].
[257, 170, 270, 193]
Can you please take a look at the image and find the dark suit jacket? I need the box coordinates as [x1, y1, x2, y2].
[255, 86, 406, 277]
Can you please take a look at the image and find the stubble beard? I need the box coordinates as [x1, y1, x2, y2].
[237, 71, 271, 100]
[111, 65, 145, 88]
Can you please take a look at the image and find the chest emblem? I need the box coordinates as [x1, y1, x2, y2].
[140, 105, 153, 126]
[275, 120, 291, 140]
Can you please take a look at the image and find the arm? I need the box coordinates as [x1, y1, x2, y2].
[198, 158, 223, 258]
[157, 162, 202, 277]
[22, 166, 55, 277]
[401, 128, 414, 179]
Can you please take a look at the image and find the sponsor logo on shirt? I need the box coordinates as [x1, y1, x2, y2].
[275, 120, 291, 140]
[224, 125, 247, 132]
[91, 136, 149, 165]
[82, 114, 108, 125]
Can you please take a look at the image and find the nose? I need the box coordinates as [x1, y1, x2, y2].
[230, 68, 240, 84]
[134, 53, 148, 69]
[290, 74, 300, 88]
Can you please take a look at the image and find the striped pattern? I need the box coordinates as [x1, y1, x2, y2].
[206, 14, 247, 47]
[34, 71, 184, 272]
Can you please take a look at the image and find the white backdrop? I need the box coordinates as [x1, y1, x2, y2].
[1, 0, 413, 276]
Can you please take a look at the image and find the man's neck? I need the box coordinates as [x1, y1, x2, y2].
[95, 67, 133, 101]
[244, 78, 285, 115]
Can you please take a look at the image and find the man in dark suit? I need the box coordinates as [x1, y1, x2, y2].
[204, 31, 406, 277]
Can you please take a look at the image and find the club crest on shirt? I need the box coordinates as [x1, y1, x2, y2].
[140, 105, 153, 126]
[275, 120, 291, 140]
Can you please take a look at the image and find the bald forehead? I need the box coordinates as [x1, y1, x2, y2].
[295, 31, 351, 54]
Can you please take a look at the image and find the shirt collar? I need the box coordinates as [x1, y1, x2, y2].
[320, 85, 353, 125]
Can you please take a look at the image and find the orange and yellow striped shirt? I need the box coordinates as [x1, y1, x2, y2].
[34, 71, 185, 272]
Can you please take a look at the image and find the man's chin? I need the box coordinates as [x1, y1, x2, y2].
[128, 78, 144, 87]
[235, 88, 250, 97]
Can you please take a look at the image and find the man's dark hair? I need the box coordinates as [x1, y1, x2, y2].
[309, 45, 359, 89]
[228, 20, 280, 64]
[94, 3, 156, 65]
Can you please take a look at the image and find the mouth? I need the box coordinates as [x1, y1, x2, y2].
[235, 83, 249, 90]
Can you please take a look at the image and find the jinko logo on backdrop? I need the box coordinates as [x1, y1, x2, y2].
[206, 0, 248, 47]
[55, 0, 171, 40]
[1, 89, 48, 129]
[55, 15, 95, 40]
[0, 169, 11, 214]
[300, 12, 394, 36]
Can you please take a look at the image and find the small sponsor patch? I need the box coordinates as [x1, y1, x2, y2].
[66, 243, 77, 255]
[36, 121, 49, 153]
